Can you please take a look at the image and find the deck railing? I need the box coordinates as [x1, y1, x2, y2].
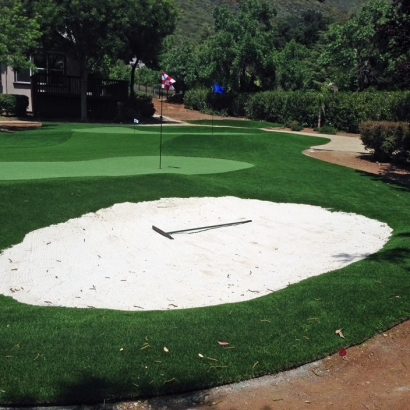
[31, 74, 128, 100]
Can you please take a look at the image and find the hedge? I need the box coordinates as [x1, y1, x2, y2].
[246, 91, 410, 133]
[184, 88, 249, 117]
[0, 94, 29, 116]
[184, 89, 410, 133]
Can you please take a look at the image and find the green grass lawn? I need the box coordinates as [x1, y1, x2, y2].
[0, 121, 409, 405]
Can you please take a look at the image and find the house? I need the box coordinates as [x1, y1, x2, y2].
[0, 50, 128, 119]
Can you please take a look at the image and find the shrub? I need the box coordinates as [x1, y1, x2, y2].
[0, 94, 29, 116]
[359, 121, 410, 161]
[184, 88, 209, 112]
[291, 124, 304, 131]
[247, 91, 410, 133]
[115, 93, 155, 122]
[317, 125, 337, 135]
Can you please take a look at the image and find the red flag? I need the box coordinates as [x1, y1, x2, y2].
[161, 71, 176, 90]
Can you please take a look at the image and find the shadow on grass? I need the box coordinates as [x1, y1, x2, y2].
[2, 371, 275, 409]
[366, 246, 410, 267]
[355, 169, 410, 192]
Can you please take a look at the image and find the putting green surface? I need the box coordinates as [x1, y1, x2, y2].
[0, 156, 253, 181]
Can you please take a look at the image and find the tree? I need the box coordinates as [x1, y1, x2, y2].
[120, 0, 178, 98]
[272, 9, 331, 49]
[34, 0, 137, 120]
[197, 0, 277, 92]
[318, 0, 390, 91]
[160, 37, 199, 94]
[0, 0, 41, 70]
[376, 0, 410, 88]
[315, 80, 338, 128]
[273, 39, 312, 91]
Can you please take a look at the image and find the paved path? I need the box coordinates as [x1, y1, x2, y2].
[264, 129, 368, 154]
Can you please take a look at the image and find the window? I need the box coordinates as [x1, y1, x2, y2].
[15, 68, 31, 83]
[14, 53, 65, 84]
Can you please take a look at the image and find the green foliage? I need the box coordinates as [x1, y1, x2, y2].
[172, 0, 363, 42]
[272, 9, 332, 49]
[246, 90, 410, 132]
[0, 94, 29, 116]
[375, 0, 410, 88]
[183, 88, 210, 112]
[183, 88, 249, 117]
[273, 39, 313, 90]
[288, 120, 304, 131]
[122, 0, 178, 97]
[246, 91, 317, 125]
[134, 66, 160, 87]
[0, 0, 41, 70]
[196, 0, 278, 92]
[318, 0, 390, 91]
[359, 120, 410, 161]
[97, 57, 131, 81]
[316, 125, 337, 134]
[115, 93, 155, 122]
[160, 37, 199, 93]
[33, 0, 167, 120]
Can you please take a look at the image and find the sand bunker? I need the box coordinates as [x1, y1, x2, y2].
[0, 197, 392, 311]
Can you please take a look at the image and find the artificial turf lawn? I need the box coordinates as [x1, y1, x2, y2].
[0, 121, 409, 405]
[0, 156, 253, 180]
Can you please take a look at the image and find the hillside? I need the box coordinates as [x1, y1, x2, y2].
[173, 0, 370, 40]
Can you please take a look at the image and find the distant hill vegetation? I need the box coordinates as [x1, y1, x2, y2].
[173, 0, 370, 40]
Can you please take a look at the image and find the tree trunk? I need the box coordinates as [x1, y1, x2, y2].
[130, 61, 137, 99]
[80, 68, 89, 121]
[318, 107, 321, 129]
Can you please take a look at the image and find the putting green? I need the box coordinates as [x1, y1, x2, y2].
[0, 155, 253, 181]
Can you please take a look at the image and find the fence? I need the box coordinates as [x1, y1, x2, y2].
[135, 84, 176, 99]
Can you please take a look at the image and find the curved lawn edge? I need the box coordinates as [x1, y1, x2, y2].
[0, 122, 409, 405]
[0, 156, 253, 181]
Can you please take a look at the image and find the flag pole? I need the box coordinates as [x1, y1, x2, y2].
[160, 88, 163, 169]
[212, 86, 215, 135]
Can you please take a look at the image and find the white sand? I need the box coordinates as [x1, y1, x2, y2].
[0, 197, 392, 311]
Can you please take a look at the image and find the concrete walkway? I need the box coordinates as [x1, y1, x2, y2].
[264, 128, 369, 154]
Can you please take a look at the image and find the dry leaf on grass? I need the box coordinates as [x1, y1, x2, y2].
[164, 347, 169, 353]
[335, 328, 345, 338]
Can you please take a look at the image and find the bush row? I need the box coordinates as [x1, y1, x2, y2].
[0, 94, 29, 116]
[183, 88, 249, 117]
[247, 91, 410, 133]
[184, 89, 410, 133]
[359, 121, 410, 162]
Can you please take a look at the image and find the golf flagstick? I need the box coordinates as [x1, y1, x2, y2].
[212, 85, 214, 135]
[159, 89, 163, 169]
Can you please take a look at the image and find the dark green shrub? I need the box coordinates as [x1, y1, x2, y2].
[291, 124, 304, 131]
[0, 94, 29, 116]
[317, 125, 337, 135]
[247, 90, 410, 133]
[184, 88, 209, 112]
[167, 92, 183, 104]
[115, 93, 155, 122]
[359, 121, 410, 161]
